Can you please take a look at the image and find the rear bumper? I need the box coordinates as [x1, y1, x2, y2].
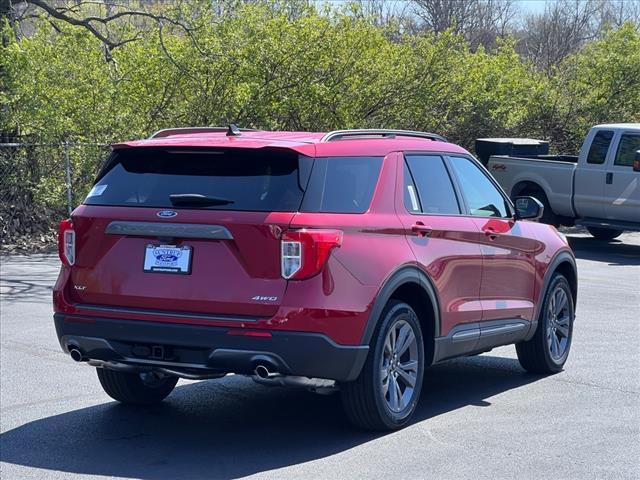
[54, 313, 368, 382]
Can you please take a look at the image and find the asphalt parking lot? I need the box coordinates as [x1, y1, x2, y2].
[1, 232, 639, 480]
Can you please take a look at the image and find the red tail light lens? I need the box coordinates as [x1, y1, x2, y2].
[281, 229, 343, 280]
[58, 219, 75, 266]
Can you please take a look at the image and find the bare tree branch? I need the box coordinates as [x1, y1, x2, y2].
[26, 0, 120, 49]
[21, 0, 209, 60]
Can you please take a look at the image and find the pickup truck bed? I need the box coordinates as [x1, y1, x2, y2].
[486, 124, 640, 239]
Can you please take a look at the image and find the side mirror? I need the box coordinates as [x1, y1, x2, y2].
[514, 196, 544, 221]
[634, 150, 640, 172]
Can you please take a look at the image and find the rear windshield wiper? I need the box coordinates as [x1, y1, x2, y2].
[169, 194, 235, 207]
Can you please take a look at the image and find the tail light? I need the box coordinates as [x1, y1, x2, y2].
[281, 229, 343, 280]
[58, 219, 75, 266]
[633, 151, 640, 172]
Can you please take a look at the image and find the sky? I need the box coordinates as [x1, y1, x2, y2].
[518, 0, 549, 15]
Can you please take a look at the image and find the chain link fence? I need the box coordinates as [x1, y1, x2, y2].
[0, 143, 110, 253]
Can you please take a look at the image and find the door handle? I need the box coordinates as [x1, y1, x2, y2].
[411, 222, 432, 237]
[606, 172, 613, 184]
[482, 226, 500, 239]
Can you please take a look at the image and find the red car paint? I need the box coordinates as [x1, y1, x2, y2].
[53, 130, 574, 356]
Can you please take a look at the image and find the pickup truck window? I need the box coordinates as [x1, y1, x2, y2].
[448, 156, 511, 218]
[586, 130, 614, 164]
[404, 155, 460, 215]
[614, 134, 640, 167]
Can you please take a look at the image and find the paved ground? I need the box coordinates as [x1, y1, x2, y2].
[1, 232, 639, 480]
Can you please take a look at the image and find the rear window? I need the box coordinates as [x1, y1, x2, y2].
[301, 157, 383, 213]
[85, 148, 310, 212]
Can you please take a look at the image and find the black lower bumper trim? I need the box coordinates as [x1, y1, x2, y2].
[54, 314, 368, 382]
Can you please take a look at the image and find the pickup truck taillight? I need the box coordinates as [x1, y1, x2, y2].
[58, 219, 75, 266]
[281, 229, 343, 280]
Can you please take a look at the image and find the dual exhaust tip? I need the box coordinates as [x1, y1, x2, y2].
[69, 348, 279, 378]
[69, 347, 85, 362]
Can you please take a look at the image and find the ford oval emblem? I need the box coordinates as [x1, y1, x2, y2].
[157, 210, 177, 218]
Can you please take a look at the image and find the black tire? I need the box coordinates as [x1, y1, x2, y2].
[516, 274, 574, 374]
[586, 226, 623, 241]
[97, 368, 178, 404]
[521, 189, 557, 226]
[341, 301, 425, 431]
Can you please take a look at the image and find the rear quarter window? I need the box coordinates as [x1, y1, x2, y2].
[300, 157, 383, 214]
[85, 148, 309, 212]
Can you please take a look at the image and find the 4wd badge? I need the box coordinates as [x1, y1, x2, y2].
[251, 295, 278, 302]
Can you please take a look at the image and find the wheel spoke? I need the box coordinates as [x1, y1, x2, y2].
[555, 290, 566, 314]
[399, 359, 418, 372]
[394, 324, 409, 354]
[396, 326, 415, 357]
[556, 314, 570, 327]
[394, 377, 404, 409]
[384, 336, 393, 357]
[556, 323, 569, 338]
[551, 332, 560, 357]
[389, 325, 397, 352]
[388, 376, 399, 410]
[381, 374, 389, 396]
[396, 366, 416, 388]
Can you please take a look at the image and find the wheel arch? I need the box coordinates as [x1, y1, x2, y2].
[360, 265, 440, 366]
[527, 250, 577, 340]
[511, 180, 547, 199]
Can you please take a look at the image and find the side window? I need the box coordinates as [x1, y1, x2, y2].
[614, 134, 640, 167]
[587, 130, 614, 164]
[403, 163, 422, 213]
[301, 156, 383, 213]
[404, 155, 460, 214]
[448, 156, 511, 218]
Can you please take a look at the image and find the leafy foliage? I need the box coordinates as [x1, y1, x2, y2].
[3, 4, 637, 150]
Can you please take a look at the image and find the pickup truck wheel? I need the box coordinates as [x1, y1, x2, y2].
[522, 190, 557, 226]
[516, 274, 574, 374]
[97, 368, 178, 404]
[586, 227, 623, 241]
[341, 301, 424, 430]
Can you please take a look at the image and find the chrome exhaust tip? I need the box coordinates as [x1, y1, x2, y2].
[254, 364, 277, 379]
[69, 348, 84, 362]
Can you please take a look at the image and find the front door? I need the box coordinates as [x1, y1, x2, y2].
[574, 129, 614, 219]
[446, 155, 538, 323]
[604, 132, 640, 223]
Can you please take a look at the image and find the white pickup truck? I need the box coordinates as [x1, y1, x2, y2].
[487, 123, 640, 240]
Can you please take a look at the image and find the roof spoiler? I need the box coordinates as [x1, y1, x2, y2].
[150, 125, 260, 139]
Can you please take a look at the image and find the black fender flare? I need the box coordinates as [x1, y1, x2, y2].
[360, 265, 441, 345]
[526, 249, 577, 340]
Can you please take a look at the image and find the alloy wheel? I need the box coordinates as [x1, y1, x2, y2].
[546, 286, 571, 361]
[380, 319, 420, 413]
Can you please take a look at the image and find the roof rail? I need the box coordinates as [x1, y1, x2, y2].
[150, 126, 259, 139]
[320, 129, 447, 143]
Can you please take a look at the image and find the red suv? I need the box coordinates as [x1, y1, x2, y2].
[53, 127, 577, 430]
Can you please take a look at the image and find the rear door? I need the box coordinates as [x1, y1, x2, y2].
[446, 155, 538, 323]
[603, 131, 640, 222]
[396, 153, 483, 336]
[70, 147, 309, 319]
[574, 129, 614, 219]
